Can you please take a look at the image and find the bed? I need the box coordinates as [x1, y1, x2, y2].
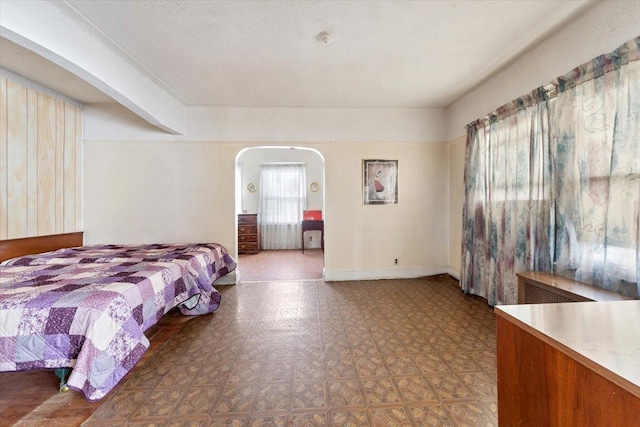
[0, 232, 236, 400]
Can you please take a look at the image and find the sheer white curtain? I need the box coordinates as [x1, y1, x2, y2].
[259, 163, 307, 250]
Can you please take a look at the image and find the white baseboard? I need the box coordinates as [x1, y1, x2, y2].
[323, 266, 451, 282]
[445, 267, 460, 280]
[221, 266, 461, 284]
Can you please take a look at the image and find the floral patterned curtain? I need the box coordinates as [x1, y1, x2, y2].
[461, 88, 554, 305]
[461, 37, 640, 305]
[552, 37, 640, 298]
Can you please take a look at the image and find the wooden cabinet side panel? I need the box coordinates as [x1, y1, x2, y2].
[497, 316, 551, 425]
[497, 317, 640, 426]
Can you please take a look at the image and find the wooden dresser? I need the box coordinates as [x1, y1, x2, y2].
[238, 214, 259, 254]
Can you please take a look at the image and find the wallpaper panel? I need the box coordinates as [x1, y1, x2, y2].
[0, 76, 82, 239]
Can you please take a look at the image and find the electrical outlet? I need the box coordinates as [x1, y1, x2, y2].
[394, 258, 398, 265]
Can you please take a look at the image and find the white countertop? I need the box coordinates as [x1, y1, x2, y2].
[495, 300, 640, 398]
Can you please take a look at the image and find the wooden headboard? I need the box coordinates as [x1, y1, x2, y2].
[0, 232, 84, 262]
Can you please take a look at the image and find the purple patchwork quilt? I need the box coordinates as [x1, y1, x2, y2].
[1, 243, 237, 315]
[0, 244, 236, 400]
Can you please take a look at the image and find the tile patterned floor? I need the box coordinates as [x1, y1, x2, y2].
[83, 275, 497, 426]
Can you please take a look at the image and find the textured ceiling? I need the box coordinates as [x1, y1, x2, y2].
[3, 1, 591, 108]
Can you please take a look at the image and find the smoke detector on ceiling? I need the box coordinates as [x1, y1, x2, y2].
[317, 31, 334, 44]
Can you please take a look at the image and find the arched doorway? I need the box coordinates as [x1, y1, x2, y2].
[234, 146, 325, 282]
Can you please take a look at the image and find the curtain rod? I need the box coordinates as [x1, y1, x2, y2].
[469, 36, 640, 128]
[544, 83, 557, 97]
[473, 83, 558, 126]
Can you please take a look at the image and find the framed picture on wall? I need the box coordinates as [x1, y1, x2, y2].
[363, 159, 398, 205]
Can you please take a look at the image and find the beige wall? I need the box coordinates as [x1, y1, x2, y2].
[447, 136, 466, 278]
[84, 140, 450, 280]
[0, 76, 82, 239]
[321, 142, 449, 280]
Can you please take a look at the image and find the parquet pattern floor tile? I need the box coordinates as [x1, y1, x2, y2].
[73, 275, 498, 426]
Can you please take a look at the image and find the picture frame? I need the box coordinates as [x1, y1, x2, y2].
[363, 159, 398, 204]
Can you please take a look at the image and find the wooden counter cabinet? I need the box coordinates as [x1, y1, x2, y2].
[495, 301, 640, 426]
[238, 214, 259, 254]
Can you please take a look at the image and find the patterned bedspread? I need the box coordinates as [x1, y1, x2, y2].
[0, 244, 236, 400]
[2, 243, 237, 315]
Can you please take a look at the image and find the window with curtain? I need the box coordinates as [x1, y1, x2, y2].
[258, 163, 307, 250]
[461, 36, 640, 305]
[461, 88, 554, 305]
[552, 37, 640, 298]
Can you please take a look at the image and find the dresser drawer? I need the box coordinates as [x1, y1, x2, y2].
[238, 233, 258, 243]
[238, 214, 258, 225]
[238, 242, 259, 253]
[238, 225, 257, 234]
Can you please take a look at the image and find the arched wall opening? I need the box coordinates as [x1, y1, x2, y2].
[234, 146, 326, 282]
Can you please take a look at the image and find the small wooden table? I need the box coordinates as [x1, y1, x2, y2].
[301, 220, 324, 253]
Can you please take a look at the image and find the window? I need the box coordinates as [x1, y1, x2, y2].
[258, 163, 307, 249]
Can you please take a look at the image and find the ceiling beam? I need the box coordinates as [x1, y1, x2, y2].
[0, 0, 184, 135]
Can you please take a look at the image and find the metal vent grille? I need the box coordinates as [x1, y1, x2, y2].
[524, 283, 576, 304]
